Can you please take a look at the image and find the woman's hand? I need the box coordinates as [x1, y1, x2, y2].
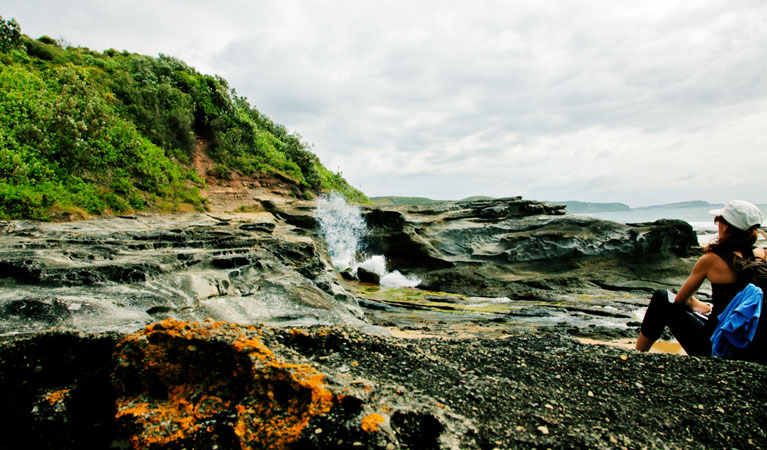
[690, 297, 713, 315]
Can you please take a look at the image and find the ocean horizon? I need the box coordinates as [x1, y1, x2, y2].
[577, 203, 767, 246]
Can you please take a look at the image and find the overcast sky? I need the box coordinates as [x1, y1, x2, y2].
[4, 0, 766, 206]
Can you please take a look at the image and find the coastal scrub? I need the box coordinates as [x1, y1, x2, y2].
[0, 17, 366, 219]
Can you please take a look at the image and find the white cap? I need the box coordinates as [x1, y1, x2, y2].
[709, 200, 763, 231]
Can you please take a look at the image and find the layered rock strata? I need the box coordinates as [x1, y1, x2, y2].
[261, 197, 699, 336]
[0, 213, 365, 336]
[0, 198, 754, 449]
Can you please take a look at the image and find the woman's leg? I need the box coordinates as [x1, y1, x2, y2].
[637, 290, 673, 350]
[636, 290, 712, 356]
[635, 330, 655, 351]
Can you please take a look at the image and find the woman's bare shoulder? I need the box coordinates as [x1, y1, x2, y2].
[756, 247, 767, 259]
[699, 251, 723, 264]
[693, 252, 725, 273]
[701, 251, 738, 283]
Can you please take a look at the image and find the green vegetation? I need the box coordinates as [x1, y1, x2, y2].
[0, 17, 366, 220]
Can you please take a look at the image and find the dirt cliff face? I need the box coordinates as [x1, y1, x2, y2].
[1, 322, 765, 449]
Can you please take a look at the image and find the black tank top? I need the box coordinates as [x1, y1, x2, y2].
[704, 282, 746, 337]
[703, 248, 753, 336]
[711, 282, 747, 313]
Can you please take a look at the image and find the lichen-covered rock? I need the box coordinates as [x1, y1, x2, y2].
[0, 331, 120, 450]
[111, 320, 460, 450]
[113, 319, 335, 449]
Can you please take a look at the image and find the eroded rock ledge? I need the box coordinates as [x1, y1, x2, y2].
[1, 320, 765, 449]
[358, 197, 698, 296]
[0, 213, 365, 336]
[0, 197, 720, 450]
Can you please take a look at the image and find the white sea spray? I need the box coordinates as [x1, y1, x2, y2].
[315, 195, 421, 288]
[315, 194, 367, 271]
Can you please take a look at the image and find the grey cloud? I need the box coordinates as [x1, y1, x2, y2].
[4, 0, 766, 205]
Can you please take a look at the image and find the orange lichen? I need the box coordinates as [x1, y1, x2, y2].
[317, 328, 332, 337]
[45, 389, 70, 406]
[114, 319, 334, 450]
[361, 413, 385, 433]
[116, 386, 203, 447]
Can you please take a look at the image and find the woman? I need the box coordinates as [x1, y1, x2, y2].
[636, 200, 766, 357]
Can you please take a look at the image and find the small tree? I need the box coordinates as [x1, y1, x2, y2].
[0, 16, 22, 52]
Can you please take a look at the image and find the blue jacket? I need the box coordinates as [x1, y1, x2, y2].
[711, 283, 763, 358]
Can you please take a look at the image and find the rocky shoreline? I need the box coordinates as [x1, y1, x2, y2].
[2, 322, 765, 449]
[1, 196, 764, 449]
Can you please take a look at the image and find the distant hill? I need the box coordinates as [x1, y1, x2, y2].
[458, 195, 496, 202]
[0, 17, 366, 220]
[371, 197, 743, 214]
[370, 196, 443, 206]
[371, 195, 499, 206]
[550, 201, 631, 214]
[634, 201, 721, 210]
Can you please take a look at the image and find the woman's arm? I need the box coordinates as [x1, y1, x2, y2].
[674, 255, 713, 314]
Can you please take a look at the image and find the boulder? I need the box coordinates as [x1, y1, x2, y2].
[356, 267, 381, 284]
[339, 268, 357, 280]
[260, 199, 318, 229]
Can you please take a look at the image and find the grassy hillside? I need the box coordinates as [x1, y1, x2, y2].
[0, 17, 366, 220]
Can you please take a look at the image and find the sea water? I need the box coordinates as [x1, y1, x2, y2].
[578, 204, 767, 246]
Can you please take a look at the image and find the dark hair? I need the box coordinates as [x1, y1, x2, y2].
[707, 216, 758, 254]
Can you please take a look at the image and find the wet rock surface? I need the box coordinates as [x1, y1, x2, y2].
[1, 322, 765, 450]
